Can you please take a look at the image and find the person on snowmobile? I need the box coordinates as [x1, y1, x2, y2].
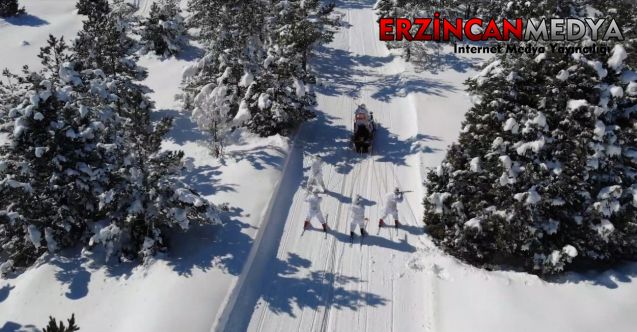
[304, 188, 328, 232]
[307, 156, 325, 192]
[353, 104, 373, 153]
[350, 195, 368, 240]
[379, 187, 404, 228]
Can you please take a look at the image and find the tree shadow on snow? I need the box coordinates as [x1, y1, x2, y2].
[411, 51, 483, 75]
[224, 145, 287, 171]
[370, 74, 457, 102]
[298, 111, 359, 175]
[164, 206, 255, 277]
[156, 109, 207, 145]
[373, 125, 441, 166]
[261, 252, 387, 316]
[0, 284, 15, 303]
[547, 261, 637, 289]
[312, 46, 394, 99]
[180, 162, 237, 196]
[175, 43, 205, 62]
[43, 253, 92, 300]
[3, 14, 48, 27]
[0, 321, 39, 332]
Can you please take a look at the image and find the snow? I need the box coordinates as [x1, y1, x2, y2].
[594, 120, 606, 138]
[627, 81, 637, 96]
[515, 136, 546, 155]
[428, 192, 452, 214]
[34, 146, 46, 158]
[464, 217, 483, 231]
[607, 44, 627, 72]
[233, 100, 251, 124]
[27, 225, 42, 248]
[567, 99, 589, 112]
[563, 245, 578, 258]
[534, 53, 546, 63]
[515, 187, 541, 205]
[610, 85, 624, 98]
[238, 70, 254, 87]
[474, 59, 502, 85]
[469, 157, 481, 172]
[293, 76, 306, 97]
[492, 136, 504, 149]
[556, 69, 569, 81]
[531, 112, 547, 127]
[1, 2, 291, 331]
[257, 93, 272, 110]
[44, 227, 58, 253]
[503, 117, 519, 133]
[592, 219, 616, 241]
[3, 2, 637, 332]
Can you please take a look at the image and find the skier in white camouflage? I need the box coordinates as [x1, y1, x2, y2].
[379, 187, 404, 228]
[307, 156, 325, 192]
[350, 195, 368, 241]
[304, 188, 328, 232]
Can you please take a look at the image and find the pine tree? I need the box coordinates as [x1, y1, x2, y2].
[74, 13, 145, 80]
[75, 0, 109, 17]
[140, 0, 188, 57]
[0, 36, 126, 267]
[424, 38, 637, 274]
[184, 0, 335, 148]
[0, 0, 24, 17]
[374, 0, 396, 18]
[96, 74, 221, 260]
[43, 314, 80, 332]
[70, 7, 220, 260]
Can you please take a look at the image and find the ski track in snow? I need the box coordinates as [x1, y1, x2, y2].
[216, 2, 472, 331]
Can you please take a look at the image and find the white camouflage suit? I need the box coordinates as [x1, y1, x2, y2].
[304, 193, 326, 224]
[380, 191, 403, 221]
[349, 203, 366, 232]
[308, 158, 325, 190]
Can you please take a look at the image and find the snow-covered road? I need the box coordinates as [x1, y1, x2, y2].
[216, 2, 468, 331]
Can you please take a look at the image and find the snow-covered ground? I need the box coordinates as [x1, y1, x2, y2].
[2, 1, 637, 332]
[1, 1, 290, 331]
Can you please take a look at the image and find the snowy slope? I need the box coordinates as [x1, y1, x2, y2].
[1, 2, 291, 331]
[0, 0, 82, 71]
[218, 2, 467, 331]
[2, 1, 637, 332]
[216, 1, 637, 332]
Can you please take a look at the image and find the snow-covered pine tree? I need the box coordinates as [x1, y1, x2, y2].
[423, 37, 637, 274]
[242, 0, 333, 136]
[69, 6, 220, 260]
[75, 0, 110, 17]
[375, 0, 452, 64]
[140, 0, 188, 57]
[97, 73, 221, 260]
[0, 36, 125, 268]
[0, 0, 24, 17]
[184, 2, 260, 155]
[184, 0, 334, 147]
[73, 12, 146, 80]
[374, 0, 396, 19]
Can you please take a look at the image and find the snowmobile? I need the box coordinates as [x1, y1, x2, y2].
[351, 105, 375, 153]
